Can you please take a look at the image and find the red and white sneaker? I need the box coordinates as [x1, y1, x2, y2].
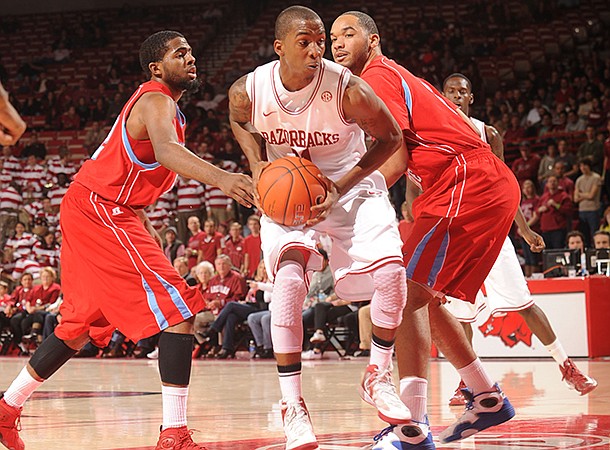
[448, 380, 467, 406]
[0, 397, 24, 450]
[155, 426, 207, 449]
[280, 398, 319, 450]
[359, 364, 411, 424]
[560, 359, 598, 395]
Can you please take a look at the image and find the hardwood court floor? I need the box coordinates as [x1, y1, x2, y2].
[0, 355, 608, 449]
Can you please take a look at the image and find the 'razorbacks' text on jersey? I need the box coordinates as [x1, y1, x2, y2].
[246, 59, 366, 183]
[76, 80, 184, 208]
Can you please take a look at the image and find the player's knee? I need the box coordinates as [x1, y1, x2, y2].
[271, 261, 306, 328]
[371, 263, 407, 328]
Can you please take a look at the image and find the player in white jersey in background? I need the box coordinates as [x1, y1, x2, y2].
[441, 73, 597, 403]
[229, 5, 410, 450]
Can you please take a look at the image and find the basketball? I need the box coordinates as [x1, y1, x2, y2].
[257, 156, 327, 226]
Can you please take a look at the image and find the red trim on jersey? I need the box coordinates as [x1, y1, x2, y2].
[271, 61, 325, 115]
[337, 68, 350, 126]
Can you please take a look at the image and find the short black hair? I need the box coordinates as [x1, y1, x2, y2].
[340, 11, 379, 35]
[443, 73, 472, 91]
[139, 30, 184, 76]
[579, 157, 593, 168]
[275, 5, 322, 40]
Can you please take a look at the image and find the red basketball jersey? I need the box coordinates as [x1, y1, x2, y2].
[361, 56, 489, 192]
[75, 81, 183, 208]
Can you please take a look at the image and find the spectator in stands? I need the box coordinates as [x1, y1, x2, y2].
[246, 261, 273, 359]
[603, 121, 610, 203]
[59, 105, 81, 130]
[8, 272, 34, 353]
[0, 181, 22, 242]
[163, 226, 185, 262]
[0, 281, 14, 334]
[173, 256, 197, 287]
[301, 249, 334, 349]
[538, 141, 558, 187]
[146, 199, 170, 234]
[23, 267, 61, 343]
[512, 141, 541, 187]
[47, 147, 77, 183]
[242, 215, 261, 278]
[593, 230, 610, 249]
[200, 254, 247, 358]
[537, 113, 554, 139]
[224, 222, 245, 271]
[587, 98, 604, 129]
[578, 126, 605, 175]
[175, 175, 205, 243]
[205, 172, 234, 225]
[567, 230, 586, 252]
[520, 179, 541, 277]
[537, 175, 573, 248]
[90, 97, 108, 123]
[574, 158, 602, 246]
[192, 261, 216, 355]
[556, 139, 579, 180]
[21, 131, 47, 160]
[47, 172, 70, 211]
[83, 121, 106, 154]
[199, 219, 224, 265]
[503, 114, 526, 145]
[549, 161, 575, 198]
[565, 110, 586, 133]
[185, 215, 205, 270]
[33, 231, 61, 271]
[105, 92, 124, 122]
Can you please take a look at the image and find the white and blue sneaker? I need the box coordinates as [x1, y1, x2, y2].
[439, 383, 515, 443]
[370, 417, 435, 450]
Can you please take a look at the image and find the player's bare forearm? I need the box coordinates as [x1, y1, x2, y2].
[339, 76, 401, 195]
[0, 82, 27, 146]
[486, 125, 504, 161]
[379, 139, 409, 188]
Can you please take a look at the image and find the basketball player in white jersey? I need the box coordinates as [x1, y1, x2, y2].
[229, 6, 410, 449]
[441, 73, 597, 403]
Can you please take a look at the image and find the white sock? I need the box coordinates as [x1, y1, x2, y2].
[457, 358, 495, 395]
[3, 367, 44, 408]
[545, 339, 569, 365]
[399, 376, 428, 423]
[370, 337, 394, 371]
[162, 385, 189, 430]
[278, 365, 302, 402]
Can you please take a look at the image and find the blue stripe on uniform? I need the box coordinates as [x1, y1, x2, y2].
[401, 78, 413, 117]
[142, 277, 168, 329]
[154, 273, 192, 320]
[427, 229, 449, 287]
[121, 120, 161, 169]
[406, 223, 439, 280]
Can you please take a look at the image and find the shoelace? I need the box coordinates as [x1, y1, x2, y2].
[284, 403, 312, 437]
[369, 369, 405, 409]
[373, 425, 395, 442]
[562, 362, 588, 384]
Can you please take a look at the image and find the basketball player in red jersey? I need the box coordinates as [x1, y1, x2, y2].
[230, 6, 410, 450]
[332, 12, 518, 448]
[442, 74, 597, 404]
[0, 31, 252, 450]
[0, 81, 26, 146]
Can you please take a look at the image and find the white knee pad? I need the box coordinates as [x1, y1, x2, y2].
[371, 263, 407, 329]
[271, 261, 307, 354]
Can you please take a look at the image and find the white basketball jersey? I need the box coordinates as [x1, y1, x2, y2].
[246, 59, 367, 183]
[471, 117, 487, 144]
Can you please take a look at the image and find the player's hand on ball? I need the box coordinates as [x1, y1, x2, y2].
[306, 175, 339, 227]
[219, 173, 254, 208]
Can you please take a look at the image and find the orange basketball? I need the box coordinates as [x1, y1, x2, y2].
[257, 156, 327, 226]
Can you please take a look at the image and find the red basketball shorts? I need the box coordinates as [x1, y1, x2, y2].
[403, 151, 520, 302]
[55, 182, 205, 347]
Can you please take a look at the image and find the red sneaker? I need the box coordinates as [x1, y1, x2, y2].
[448, 380, 467, 406]
[155, 426, 207, 450]
[560, 359, 598, 395]
[0, 397, 24, 450]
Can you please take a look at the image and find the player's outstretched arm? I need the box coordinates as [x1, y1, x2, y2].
[0, 82, 26, 146]
[140, 92, 253, 208]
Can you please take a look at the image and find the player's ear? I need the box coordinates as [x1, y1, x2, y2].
[469, 93, 474, 105]
[149, 61, 163, 79]
[370, 33, 380, 50]
[274, 39, 284, 57]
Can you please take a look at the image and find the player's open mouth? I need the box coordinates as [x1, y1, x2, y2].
[334, 52, 347, 61]
[188, 68, 197, 78]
